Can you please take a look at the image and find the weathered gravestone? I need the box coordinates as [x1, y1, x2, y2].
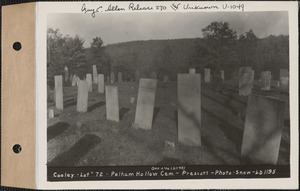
[98, 74, 104, 93]
[105, 86, 119, 122]
[261, 71, 271, 90]
[151, 71, 157, 79]
[239, 67, 252, 96]
[163, 75, 169, 82]
[86, 74, 92, 92]
[76, 76, 80, 86]
[93, 65, 98, 84]
[279, 69, 289, 92]
[241, 94, 285, 164]
[72, 75, 77, 86]
[204, 68, 210, 83]
[177, 74, 201, 146]
[48, 109, 54, 118]
[135, 71, 140, 82]
[54, 75, 63, 110]
[110, 72, 115, 84]
[134, 78, 157, 130]
[118, 72, 122, 82]
[64, 66, 69, 83]
[220, 70, 225, 81]
[77, 80, 89, 112]
[189, 68, 196, 74]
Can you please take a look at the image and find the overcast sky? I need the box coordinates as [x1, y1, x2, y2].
[47, 11, 288, 47]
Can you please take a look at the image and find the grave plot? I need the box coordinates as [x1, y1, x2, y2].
[47, 78, 290, 166]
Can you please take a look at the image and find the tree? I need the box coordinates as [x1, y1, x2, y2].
[201, 21, 237, 41]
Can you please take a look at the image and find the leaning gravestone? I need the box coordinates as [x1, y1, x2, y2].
[110, 72, 115, 84]
[64, 66, 69, 83]
[98, 74, 104, 93]
[77, 80, 89, 112]
[177, 74, 201, 146]
[241, 94, 285, 164]
[189, 68, 196, 74]
[204, 68, 210, 83]
[118, 72, 122, 82]
[239, 67, 252, 96]
[93, 65, 98, 84]
[54, 75, 63, 110]
[72, 75, 77, 86]
[105, 86, 119, 122]
[134, 79, 157, 130]
[86, 74, 92, 92]
[261, 71, 271, 90]
[220, 70, 225, 81]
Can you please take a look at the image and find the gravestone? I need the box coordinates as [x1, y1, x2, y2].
[86, 74, 92, 92]
[48, 109, 54, 118]
[151, 71, 157, 79]
[241, 94, 285, 164]
[76, 76, 80, 86]
[220, 70, 225, 81]
[105, 86, 119, 122]
[110, 72, 115, 84]
[134, 78, 157, 129]
[98, 74, 104, 93]
[163, 75, 169, 82]
[93, 65, 98, 84]
[135, 71, 140, 82]
[261, 71, 271, 90]
[189, 68, 196, 74]
[177, 74, 201, 146]
[204, 68, 210, 83]
[279, 69, 289, 92]
[54, 75, 63, 110]
[118, 72, 122, 82]
[239, 67, 252, 96]
[72, 75, 77, 86]
[64, 66, 69, 83]
[77, 80, 89, 112]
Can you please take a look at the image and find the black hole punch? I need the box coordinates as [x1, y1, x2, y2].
[13, 42, 22, 51]
[13, 144, 22, 154]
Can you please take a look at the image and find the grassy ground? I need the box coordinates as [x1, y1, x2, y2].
[47, 79, 290, 166]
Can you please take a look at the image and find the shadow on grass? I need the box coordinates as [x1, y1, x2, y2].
[48, 134, 101, 167]
[47, 122, 70, 141]
[119, 107, 130, 120]
[88, 101, 105, 112]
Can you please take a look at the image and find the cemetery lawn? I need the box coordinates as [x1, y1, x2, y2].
[47, 81, 290, 167]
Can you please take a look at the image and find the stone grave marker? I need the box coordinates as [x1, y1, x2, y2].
[204, 68, 210, 83]
[261, 71, 271, 90]
[77, 80, 89, 112]
[189, 68, 196, 74]
[134, 78, 157, 130]
[98, 74, 104, 93]
[72, 75, 77, 86]
[239, 67, 252, 96]
[86, 74, 92, 92]
[177, 74, 201, 146]
[118, 72, 122, 82]
[279, 69, 289, 92]
[241, 94, 285, 164]
[64, 65, 69, 83]
[105, 86, 119, 121]
[220, 70, 225, 81]
[54, 75, 63, 110]
[76, 76, 80, 86]
[48, 109, 54, 118]
[110, 72, 115, 84]
[93, 65, 98, 84]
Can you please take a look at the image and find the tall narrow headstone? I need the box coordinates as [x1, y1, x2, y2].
[118, 72, 122, 82]
[77, 80, 89, 112]
[151, 71, 157, 79]
[261, 71, 271, 90]
[220, 70, 225, 81]
[54, 75, 63, 110]
[64, 66, 69, 83]
[189, 68, 196, 74]
[279, 69, 289, 92]
[98, 74, 105, 93]
[93, 65, 98, 84]
[163, 75, 169, 82]
[105, 86, 119, 122]
[135, 71, 140, 82]
[134, 79, 157, 130]
[86, 74, 92, 92]
[241, 94, 285, 164]
[110, 72, 115, 84]
[239, 67, 252, 96]
[178, 74, 201, 146]
[72, 75, 77, 86]
[204, 68, 210, 83]
[76, 76, 80, 86]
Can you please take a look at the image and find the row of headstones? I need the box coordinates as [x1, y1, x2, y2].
[53, 68, 286, 165]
